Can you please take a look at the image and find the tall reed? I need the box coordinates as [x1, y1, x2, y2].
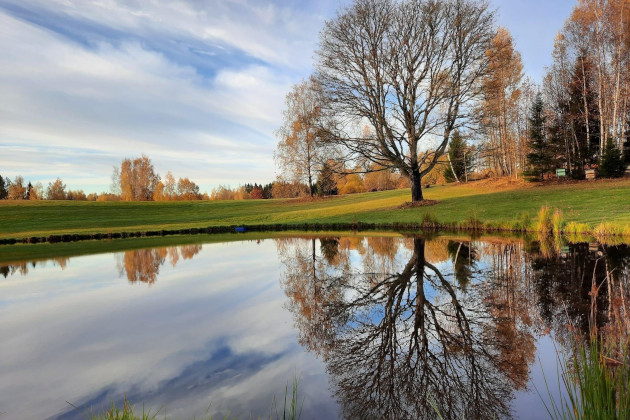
[541, 263, 630, 420]
[537, 205, 553, 234]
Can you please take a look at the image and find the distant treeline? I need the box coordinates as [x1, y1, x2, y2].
[2, 153, 433, 202]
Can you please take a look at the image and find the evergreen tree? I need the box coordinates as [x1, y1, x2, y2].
[262, 183, 273, 199]
[26, 182, 33, 200]
[444, 131, 471, 183]
[599, 138, 626, 178]
[0, 175, 7, 200]
[526, 93, 552, 181]
[315, 161, 338, 196]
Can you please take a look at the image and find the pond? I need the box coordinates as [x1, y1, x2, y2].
[1, 234, 628, 419]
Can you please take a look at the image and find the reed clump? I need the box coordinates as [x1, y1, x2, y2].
[462, 213, 483, 231]
[536, 205, 553, 234]
[564, 222, 591, 235]
[544, 337, 630, 420]
[593, 221, 624, 238]
[552, 208, 565, 235]
[518, 212, 533, 232]
[421, 213, 439, 229]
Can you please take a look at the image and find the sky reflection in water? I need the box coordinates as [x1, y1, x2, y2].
[0, 235, 628, 420]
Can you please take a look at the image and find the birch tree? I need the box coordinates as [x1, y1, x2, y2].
[275, 77, 327, 197]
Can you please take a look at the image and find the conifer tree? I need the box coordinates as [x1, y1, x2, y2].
[444, 131, 471, 183]
[599, 138, 626, 178]
[0, 175, 7, 199]
[526, 93, 552, 181]
[315, 161, 337, 196]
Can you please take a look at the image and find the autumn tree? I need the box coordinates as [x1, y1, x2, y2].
[271, 178, 310, 198]
[28, 182, 44, 200]
[66, 190, 87, 201]
[316, 0, 496, 202]
[46, 178, 67, 200]
[176, 177, 201, 200]
[336, 170, 366, 195]
[7, 176, 26, 200]
[275, 77, 328, 197]
[363, 163, 398, 191]
[480, 27, 525, 177]
[114, 155, 160, 201]
[152, 182, 166, 201]
[249, 185, 264, 199]
[163, 171, 177, 200]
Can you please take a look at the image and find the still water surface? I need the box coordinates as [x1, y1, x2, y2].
[1, 235, 628, 419]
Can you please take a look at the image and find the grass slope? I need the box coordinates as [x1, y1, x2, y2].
[1, 178, 629, 240]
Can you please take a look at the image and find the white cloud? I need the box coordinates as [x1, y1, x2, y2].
[0, 10, 300, 191]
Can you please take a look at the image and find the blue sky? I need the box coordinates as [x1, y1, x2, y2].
[0, 0, 575, 194]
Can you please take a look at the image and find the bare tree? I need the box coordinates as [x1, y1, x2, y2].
[316, 0, 495, 202]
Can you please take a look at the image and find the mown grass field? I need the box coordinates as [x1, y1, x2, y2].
[1, 178, 629, 241]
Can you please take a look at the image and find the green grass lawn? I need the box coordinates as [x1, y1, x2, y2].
[1, 178, 629, 241]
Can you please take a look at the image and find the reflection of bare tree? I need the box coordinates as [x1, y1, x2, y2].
[280, 237, 532, 420]
[118, 244, 202, 285]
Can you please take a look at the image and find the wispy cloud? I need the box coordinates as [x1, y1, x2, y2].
[0, 0, 336, 192]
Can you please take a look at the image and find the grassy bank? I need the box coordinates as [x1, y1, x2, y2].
[1, 178, 629, 242]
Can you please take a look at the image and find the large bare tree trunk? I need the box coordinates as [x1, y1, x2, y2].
[411, 170, 424, 202]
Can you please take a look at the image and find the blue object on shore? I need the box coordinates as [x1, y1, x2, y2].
[235, 227, 247, 233]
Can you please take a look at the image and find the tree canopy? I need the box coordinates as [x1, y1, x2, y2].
[316, 0, 496, 201]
